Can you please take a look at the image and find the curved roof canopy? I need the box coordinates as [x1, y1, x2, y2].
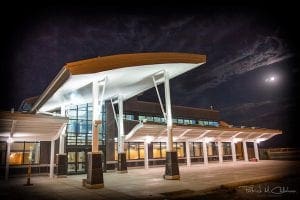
[125, 122, 282, 143]
[31, 52, 206, 112]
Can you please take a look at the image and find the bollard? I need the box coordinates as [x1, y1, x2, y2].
[24, 163, 33, 186]
[24, 146, 33, 186]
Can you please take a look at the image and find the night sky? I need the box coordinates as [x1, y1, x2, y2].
[1, 4, 299, 148]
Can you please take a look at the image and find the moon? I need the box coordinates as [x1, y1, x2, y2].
[265, 76, 276, 83]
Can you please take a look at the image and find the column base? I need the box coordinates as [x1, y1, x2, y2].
[85, 152, 104, 188]
[164, 151, 180, 180]
[82, 178, 104, 189]
[117, 153, 127, 173]
[56, 154, 67, 177]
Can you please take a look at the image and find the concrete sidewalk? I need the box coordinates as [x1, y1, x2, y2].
[1, 160, 299, 199]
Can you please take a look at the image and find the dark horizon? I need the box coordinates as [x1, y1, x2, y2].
[1, 4, 299, 148]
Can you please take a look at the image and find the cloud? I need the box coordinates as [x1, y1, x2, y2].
[186, 36, 293, 94]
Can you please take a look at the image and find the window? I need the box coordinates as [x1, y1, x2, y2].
[153, 143, 161, 158]
[67, 120, 77, 133]
[127, 114, 134, 120]
[67, 133, 76, 145]
[78, 108, 87, 120]
[66, 103, 105, 146]
[138, 115, 146, 121]
[154, 117, 161, 123]
[174, 143, 184, 157]
[223, 143, 231, 155]
[190, 120, 196, 125]
[129, 143, 139, 159]
[139, 143, 144, 159]
[178, 119, 184, 124]
[191, 142, 202, 157]
[124, 142, 145, 160]
[9, 142, 40, 165]
[198, 120, 204, 126]
[184, 119, 190, 125]
[68, 109, 77, 119]
[78, 120, 87, 133]
[146, 116, 154, 122]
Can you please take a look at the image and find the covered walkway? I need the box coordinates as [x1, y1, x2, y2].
[125, 122, 282, 167]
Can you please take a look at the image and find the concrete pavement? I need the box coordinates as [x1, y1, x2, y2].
[1, 160, 299, 199]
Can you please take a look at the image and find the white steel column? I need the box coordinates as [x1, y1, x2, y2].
[164, 72, 173, 152]
[231, 141, 237, 162]
[144, 141, 149, 169]
[50, 140, 55, 178]
[243, 141, 249, 161]
[218, 141, 223, 163]
[202, 141, 208, 165]
[5, 142, 11, 180]
[92, 80, 100, 153]
[185, 141, 191, 167]
[254, 141, 260, 160]
[59, 106, 66, 154]
[118, 96, 125, 153]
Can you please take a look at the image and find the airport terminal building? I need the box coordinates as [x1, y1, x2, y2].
[0, 53, 281, 184]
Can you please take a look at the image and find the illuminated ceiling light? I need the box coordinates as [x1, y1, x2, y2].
[256, 138, 267, 143]
[7, 137, 14, 144]
[145, 136, 154, 144]
[204, 137, 215, 143]
[233, 138, 242, 143]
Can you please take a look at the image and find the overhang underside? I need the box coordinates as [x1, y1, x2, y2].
[39, 62, 205, 112]
[125, 123, 282, 143]
[0, 112, 68, 141]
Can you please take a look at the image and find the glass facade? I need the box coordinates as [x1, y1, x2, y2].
[137, 114, 219, 127]
[65, 103, 106, 174]
[113, 142, 186, 160]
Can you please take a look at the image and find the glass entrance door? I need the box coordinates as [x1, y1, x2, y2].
[67, 149, 87, 174]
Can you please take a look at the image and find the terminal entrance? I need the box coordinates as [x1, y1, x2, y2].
[67, 148, 89, 174]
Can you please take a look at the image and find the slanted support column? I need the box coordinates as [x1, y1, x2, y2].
[243, 141, 249, 162]
[144, 141, 149, 169]
[218, 141, 223, 163]
[202, 141, 208, 165]
[164, 72, 179, 180]
[185, 141, 191, 167]
[254, 141, 260, 161]
[50, 140, 55, 178]
[5, 142, 11, 180]
[117, 95, 127, 173]
[231, 140, 237, 162]
[84, 80, 105, 189]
